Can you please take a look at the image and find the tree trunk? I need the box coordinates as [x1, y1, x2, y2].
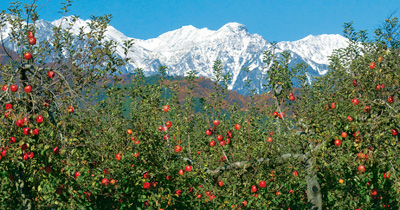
[305, 157, 322, 210]
[16, 64, 34, 210]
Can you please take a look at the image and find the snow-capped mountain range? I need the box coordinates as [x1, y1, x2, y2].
[1, 16, 349, 94]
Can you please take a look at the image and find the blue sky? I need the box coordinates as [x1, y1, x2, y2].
[1, 0, 399, 41]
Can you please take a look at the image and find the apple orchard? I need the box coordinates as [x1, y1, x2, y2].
[1, 2, 400, 210]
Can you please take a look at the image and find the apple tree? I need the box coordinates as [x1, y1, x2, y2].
[0, 1, 133, 209]
[284, 17, 400, 209]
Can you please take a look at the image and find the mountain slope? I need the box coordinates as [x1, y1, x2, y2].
[0, 16, 349, 94]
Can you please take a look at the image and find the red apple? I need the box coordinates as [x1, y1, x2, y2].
[369, 62, 376, 69]
[165, 121, 172, 128]
[166, 175, 172, 181]
[370, 188, 378, 197]
[251, 185, 257, 193]
[32, 128, 39, 135]
[45, 165, 52, 173]
[74, 171, 80, 178]
[4, 111, 11, 118]
[28, 37, 36, 45]
[273, 111, 279, 117]
[227, 130, 233, 138]
[24, 52, 32, 60]
[259, 180, 266, 188]
[352, 79, 357, 87]
[21, 143, 27, 150]
[375, 84, 381, 91]
[341, 132, 347, 138]
[48, 71, 55, 78]
[27, 31, 34, 38]
[102, 178, 109, 186]
[16, 120, 24, 127]
[330, 102, 336, 109]
[185, 165, 192, 172]
[23, 85, 32, 93]
[36, 115, 43, 123]
[1, 148, 6, 156]
[217, 135, 223, 141]
[353, 131, 360, 142]
[10, 137, 16, 143]
[289, 95, 295, 101]
[210, 140, 215, 147]
[5, 103, 12, 110]
[234, 124, 241, 130]
[220, 155, 226, 162]
[28, 152, 34, 159]
[351, 98, 359, 105]
[23, 153, 29, 160]
[292, 170, 299, 177]
[116, 153, 122, 160]
[383, 171, 391, 179]
[10, 84, 18, 92]
[206, 129, 212, 135]
[388, 96, 394, 103]
[334, 139, 341, 146]
[218, 180, 223, 187]
[67, 106, 74, 114]
[23, 127, 30, 135]
[391, 129, 398, 136]
[143, 182, 150, 189]
[163, 105, 170, 112]
[242, 200, 247, 206]
[213, 120, 220, 126]
[358, 165, 365, 172]
[174, 145, 182, 153]
[143, 172, 150, 179]
[53, 147, 60, 154]
[178, 169, 184, 175]
[364, 106, 371, 113]
[266, 137, 273, 143]
[2, 85, 7, 91]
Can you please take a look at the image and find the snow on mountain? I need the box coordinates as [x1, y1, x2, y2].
[0, 16, 349, 94]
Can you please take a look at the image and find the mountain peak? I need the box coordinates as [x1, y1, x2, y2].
[51, 15, 87, 27]
[219, 22, 248, 33]
[296, 34, 346, 43]
[180, 25, 197, 30]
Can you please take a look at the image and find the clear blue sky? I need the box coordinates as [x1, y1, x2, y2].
[1, 0, 399, 41]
